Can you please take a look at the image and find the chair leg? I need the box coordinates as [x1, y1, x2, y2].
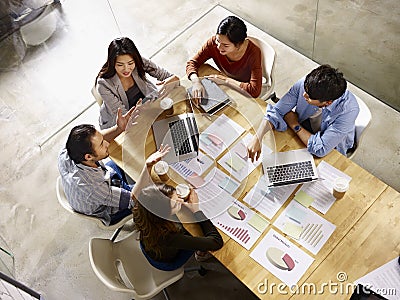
[184, 265, 207, 276]
[162, 288, 171, 300]
[110, 226, 124, 242]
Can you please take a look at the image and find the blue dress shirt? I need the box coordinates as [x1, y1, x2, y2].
[265, 78, 359, 157]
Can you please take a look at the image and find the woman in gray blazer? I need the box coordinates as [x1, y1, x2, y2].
[96, 37, 179, 129]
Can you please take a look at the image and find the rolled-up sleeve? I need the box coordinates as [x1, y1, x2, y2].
[307, 105, 359, 157]
[265, 80, 301, 131]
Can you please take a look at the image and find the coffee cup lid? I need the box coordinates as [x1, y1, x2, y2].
[333, 177, 349, 192]
[160, 97, 173, 109]
[176, 183, 190, 197]
[154, 161, 168, 174]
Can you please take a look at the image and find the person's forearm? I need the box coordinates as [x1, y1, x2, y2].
[294, 126, 312, 147]
[130, 165, 153, 201]
[101, 124, 123, 143]
[256, 118, 274, 141]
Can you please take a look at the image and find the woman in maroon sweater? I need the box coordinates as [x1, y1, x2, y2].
[186, 16, 262, 103]
[133, 183, 223, 270]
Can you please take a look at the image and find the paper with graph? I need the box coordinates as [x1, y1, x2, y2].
[212, 199, 269, 250]
[250, 229, 314, 287]
[199, 114, 245, 159]
[243, 175, 297, 220]
[218, 133, 268, 182]
[273, 200, 336, 255]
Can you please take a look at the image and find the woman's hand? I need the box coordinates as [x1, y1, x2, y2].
[183, 189, 200, 213]
[157, 75, 180, 98]
[205, 74, 227, 85]
[145, 144, 171, 168]
[190, 77, 205, 106]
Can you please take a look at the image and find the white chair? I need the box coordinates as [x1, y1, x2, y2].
[247, 36, 276, 101]
[91, 85, 103, 106]
[20, 4, 58, 46]
[56, 176, 131, 231]
[89, 231, 184, 300]
[347, 95, 372, 159]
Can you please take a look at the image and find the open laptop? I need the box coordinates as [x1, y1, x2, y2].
[262, 148, 319, 187]
[188, 78, 231, 115]
[152, 99, 199, 164]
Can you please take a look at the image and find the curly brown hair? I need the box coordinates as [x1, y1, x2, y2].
[133, 183, 181, 260]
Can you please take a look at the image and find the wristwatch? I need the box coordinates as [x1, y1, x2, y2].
[293, 125, 302, 133]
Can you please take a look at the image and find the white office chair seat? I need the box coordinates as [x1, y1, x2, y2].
[56, 176, 131, 231]
[20, 6, 57, 46]
[247, 36, 276, 100]
[89, 231, 184, 299]
[347, 95, 372, 159]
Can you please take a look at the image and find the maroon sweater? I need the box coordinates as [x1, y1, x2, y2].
[186, 36, 262, 98]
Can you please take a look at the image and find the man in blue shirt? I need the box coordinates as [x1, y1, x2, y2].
[247, 65, 359, 160]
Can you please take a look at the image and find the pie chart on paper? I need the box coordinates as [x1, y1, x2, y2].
[266, 247, 295, 271]
[227, 206, 246, 220]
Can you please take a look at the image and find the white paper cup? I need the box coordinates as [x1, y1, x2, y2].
[154, 161, 169, 181]
[176, 183, 190, 201]
[333, 177, 349, 199]
[160, 97, 174, 116]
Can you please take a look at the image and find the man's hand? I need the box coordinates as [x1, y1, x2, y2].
[247, 135, 262, 163]
[145, 144, 171, 168]
[116, 105, 140, 131]
[157, 75, 180, 98]
[284, 111, 300, 130]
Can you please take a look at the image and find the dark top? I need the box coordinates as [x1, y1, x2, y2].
[143, 210, 224, 262]
[126, 84, 144, 108]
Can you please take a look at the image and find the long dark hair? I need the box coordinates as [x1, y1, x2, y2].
[97, 37, 146, 82]
[133, 183, 180, 260]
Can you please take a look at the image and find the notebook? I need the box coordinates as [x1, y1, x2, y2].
[262, 148, 319, 187]
[152, 101, 199, 164]
[188, 78, 231, 115]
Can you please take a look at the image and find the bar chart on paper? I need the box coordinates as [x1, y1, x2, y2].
[212, 200, 269, 250]
[217, 222, 251, 244]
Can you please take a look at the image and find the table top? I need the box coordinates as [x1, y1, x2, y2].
[108, 78, 395, 299]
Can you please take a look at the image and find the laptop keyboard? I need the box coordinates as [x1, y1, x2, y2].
[169, 118, 193, 156]
[266, 161, 315, 186]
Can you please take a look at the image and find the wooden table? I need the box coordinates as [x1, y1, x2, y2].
[109, 78, 394, 299]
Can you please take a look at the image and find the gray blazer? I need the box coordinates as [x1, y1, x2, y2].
[97, 57, 173, 129]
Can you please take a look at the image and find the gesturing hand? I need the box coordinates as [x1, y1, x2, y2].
[145, 144, 171, 168]
[116, 105, 140, 131]
[247, 135, 262, 163]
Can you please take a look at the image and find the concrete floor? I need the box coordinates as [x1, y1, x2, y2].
[0, 1, 399, 299]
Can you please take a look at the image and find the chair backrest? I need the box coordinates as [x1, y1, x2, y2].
[56, 176, 131, 230]
[354, 95, 372, 145]
[89, 231, 184, 299]
[247, 36, 276, 99]
[91, 85, 103, 106]
[347, 95, 372, 158]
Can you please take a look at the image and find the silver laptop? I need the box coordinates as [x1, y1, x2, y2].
[152, 111, 199, 164]
[262, 148, 319, 187]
